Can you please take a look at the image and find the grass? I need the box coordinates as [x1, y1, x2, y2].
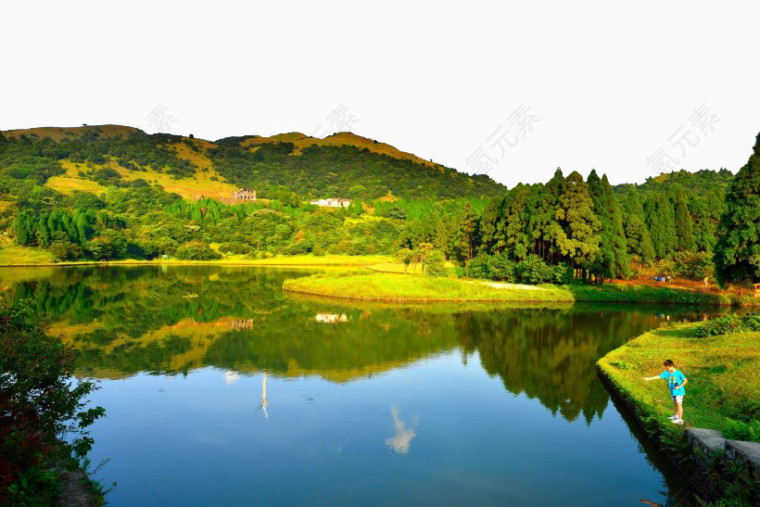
[283, 272, 573, 302]
[568, 283, 735, 306]
[0, 251, 392, 268]
[598, 322, 760, 442]
[45, 159, 239, 202]
[282, 270, 758, 305]
[241, 254, 392, 266]
[240, 131, 445, 170]
[0, 245, 57, 265]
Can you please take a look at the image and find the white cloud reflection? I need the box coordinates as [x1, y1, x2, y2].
[385, 407, 417, 455]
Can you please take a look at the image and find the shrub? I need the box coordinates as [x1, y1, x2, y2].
[695, 314, 760, 337]
[425, 251, 450, 277]
[217, 242, 252, 255]
[0, 302, 104, 504]
[672, 252, 714, 281]
[514, 255, 570, 284]
[174, 241, 222, 260]
[48, 241, 82, 261]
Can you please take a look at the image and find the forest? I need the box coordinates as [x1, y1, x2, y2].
[1, 126, 759, 286]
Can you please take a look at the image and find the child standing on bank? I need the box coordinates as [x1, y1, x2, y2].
[643, 359, 688, 425]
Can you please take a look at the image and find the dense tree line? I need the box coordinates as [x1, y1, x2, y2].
[459, 167, 729, 284]
[4, 127, 760, 287]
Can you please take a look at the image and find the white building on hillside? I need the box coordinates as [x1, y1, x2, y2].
[310, 198, 351, 208]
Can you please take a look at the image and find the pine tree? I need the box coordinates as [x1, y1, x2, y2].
[622, 189, 655, 264]
[477, 197, 505, 255]
[602, 174, 630, 278]
[674, 190, 696, 252]
[715, 132, 760, 283]
[498, 184, 531, 259]
[455, 202, 478, 263]
[13, 212, 32, 246]
[646, 194, 676, 259]
[528, 168, 564, 262]
[555, 171, 601, 276]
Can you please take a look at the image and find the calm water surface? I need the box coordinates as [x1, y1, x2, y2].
[1, 266, 716, 506]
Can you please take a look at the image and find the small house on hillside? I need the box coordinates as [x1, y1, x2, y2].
[232, 189, 257, 201]
[310, 198, 351, 208]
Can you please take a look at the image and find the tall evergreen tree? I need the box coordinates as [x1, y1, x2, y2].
[587, 171, 630, 280]
[622, 189, 655, 264]
[715, 132, 760, 283]
[13, 211, 33, 246]
[477, 197, 505, 255]
[646, 194, 676, 259]
[528, 168, 564, 262]
[555, 171, 600, 276]
[498, 184, 531, 260]
[674, 190, 696, 252]
[455, 202, 478, 263]
[602, 174, 630, 278]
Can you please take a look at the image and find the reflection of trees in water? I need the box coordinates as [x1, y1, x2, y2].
[455, 308, 663, 423]
[5, 266, 293, 342]
[3, 267, 704, 421]
[204, 306, 460, 380]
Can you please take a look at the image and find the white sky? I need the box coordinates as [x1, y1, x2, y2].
[2, 0, 758, 187]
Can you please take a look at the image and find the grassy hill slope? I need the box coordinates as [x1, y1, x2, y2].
[0, 124, 505, 202]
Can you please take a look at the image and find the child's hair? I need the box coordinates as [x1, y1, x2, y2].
[663, 359, 675, 367]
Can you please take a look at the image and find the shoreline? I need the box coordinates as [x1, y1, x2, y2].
[597, 323, 760, 503]
[3, 259, 757, 306]
[0, 254, 392, 268]
[283, 272, 754, 307]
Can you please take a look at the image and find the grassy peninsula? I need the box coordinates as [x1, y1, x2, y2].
[598, 322, 760, 441]
[283, 271, 746, 305]
[282, 271, 572, 303]
[597, 320, 760, 503]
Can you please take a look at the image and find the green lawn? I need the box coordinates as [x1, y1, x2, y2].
[0, 245, 58, 265]
[283, 272, 574, 302]
[0, 252, 392, 268]
[282, 270, 754, 306]
[598, 323, 760, 442]
[568, 283, 734, 305]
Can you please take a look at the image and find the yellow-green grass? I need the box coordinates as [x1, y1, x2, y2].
[282, 271, 760, 305]
[0, 245, 57, 266]
[568, 283, 735, 306]
[0, 252, 391, 268]
[283, 272, 573, 302]
[366, 262, 424, 274]
[598, 323, 760, 441]
[45, 159, 238, 202]
[240, 131, 445, 171]
[241, 254, 392, 266]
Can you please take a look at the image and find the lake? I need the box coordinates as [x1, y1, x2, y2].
[0, 265, 716, 505]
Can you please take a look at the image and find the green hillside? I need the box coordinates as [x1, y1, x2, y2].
[0, 124, 505, 201]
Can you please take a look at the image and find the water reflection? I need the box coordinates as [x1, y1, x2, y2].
[261, 372, 269, 419]
[386, 407, 417, 455]
[0, 265, 719, 425]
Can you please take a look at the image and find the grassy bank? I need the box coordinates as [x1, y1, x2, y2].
[598, 322, 760, 503]
[568, 283, 735, 306]
[598, 323, 760, 441]
[283, 271, 751, 305]
[283, 272, 573, 302]
[0, 245, 58, 265]
[0, 251, 392, 268]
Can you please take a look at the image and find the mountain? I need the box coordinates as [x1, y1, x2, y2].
[0, 124, 506, 202]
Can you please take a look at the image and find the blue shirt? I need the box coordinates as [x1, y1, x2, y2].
[659, 369, 686, 396]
